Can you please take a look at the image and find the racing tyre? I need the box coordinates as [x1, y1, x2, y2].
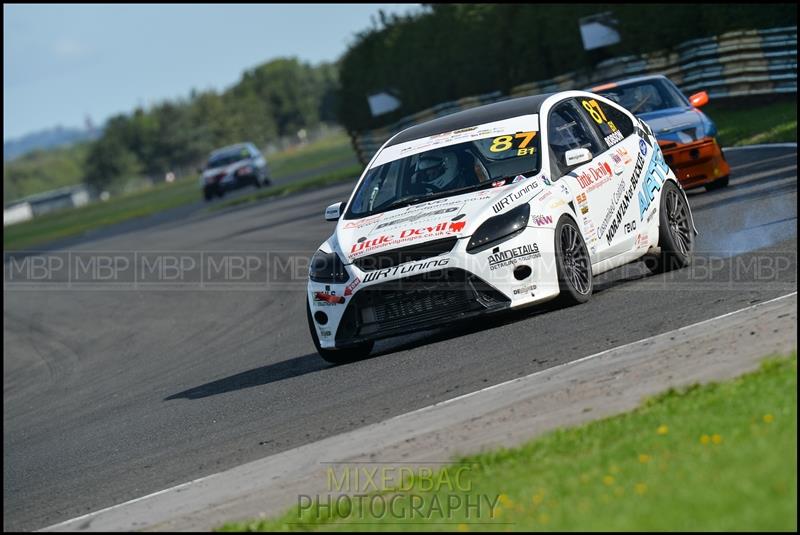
[554, 215, 593, 306]
[646, 180, 694, 274]
[203, 186, 214, 202]
[306, 301, 374, 364]
[705, 175, 729, 191]
[253, 175, 262, 188]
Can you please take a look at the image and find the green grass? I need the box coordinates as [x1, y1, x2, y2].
[706, 99, 797, 147]
[221, 352, 797, 532]
[3, 176, 199, 251]
[3, 133, 360, 251]
[213, 164, 361, 211]
[268, 132, 357, 179]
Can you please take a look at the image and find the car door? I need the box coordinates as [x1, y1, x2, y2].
[573, 95, 642, 256]
[546, 98, 620, 262]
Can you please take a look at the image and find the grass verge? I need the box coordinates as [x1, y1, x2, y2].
[3, 135, 360, 251]
[3, 178, 198, 251]
[268, 131, 356, 179]
[221, 352, 797, 532]
[707, 99, 797, 147]
[212, 164, 362, 210]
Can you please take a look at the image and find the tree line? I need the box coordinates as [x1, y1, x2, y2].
[336, 4, 797, 132]
[84, 58, 338, 192]
[4, 57, 338, 200]
[4, 4, 795, 202]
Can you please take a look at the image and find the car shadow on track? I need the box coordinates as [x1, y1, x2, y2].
[164, 353, 327, 400]
[164, 266, 665, 401]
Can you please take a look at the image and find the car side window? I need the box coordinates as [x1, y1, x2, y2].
[547, 99, 604, 179]
[576, 97, 634, 149]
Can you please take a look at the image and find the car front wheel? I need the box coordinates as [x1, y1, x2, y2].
[554, 215, 593, 306]
[646, 180, 695, 273]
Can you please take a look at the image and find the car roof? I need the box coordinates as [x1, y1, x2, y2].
[386, 93, 555, 147]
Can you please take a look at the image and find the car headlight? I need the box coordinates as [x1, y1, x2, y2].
[467, 203, 530, 253]
[309, 250, 349, 283]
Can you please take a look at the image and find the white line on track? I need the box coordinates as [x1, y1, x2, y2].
[725, 142, 797, 150]
[41, 290, 798, 532]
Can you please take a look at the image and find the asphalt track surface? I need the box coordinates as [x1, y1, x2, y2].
[3, 146, 797, 531]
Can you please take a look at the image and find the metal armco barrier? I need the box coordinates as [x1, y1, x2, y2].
[351, 26, 797, 165]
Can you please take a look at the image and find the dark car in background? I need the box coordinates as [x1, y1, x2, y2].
[200, 142, 271, 200]
[590, 75, 731, 191]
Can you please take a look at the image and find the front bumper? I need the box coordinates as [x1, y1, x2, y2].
[308, 226, 561, 349]
[659, 137, 730, 189]
[334, 268, 511, 346]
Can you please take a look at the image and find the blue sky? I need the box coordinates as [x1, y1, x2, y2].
[3, 3, 423, 141]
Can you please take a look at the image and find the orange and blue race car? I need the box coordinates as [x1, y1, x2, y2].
[590, 74, 731, 191]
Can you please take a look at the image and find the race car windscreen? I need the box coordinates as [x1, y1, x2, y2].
[206, 149, 250, 169]
[346, 128, 540, 218]
[598, 79, 687, 114]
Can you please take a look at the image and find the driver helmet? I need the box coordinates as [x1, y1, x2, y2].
[415, 149, 459, 190]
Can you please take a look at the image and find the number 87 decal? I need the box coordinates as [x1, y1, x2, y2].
[582, 99, 617, 133]
[489, 131, 537, 156]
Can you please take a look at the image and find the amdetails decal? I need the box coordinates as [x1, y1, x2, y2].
[487, 243, 540, 271]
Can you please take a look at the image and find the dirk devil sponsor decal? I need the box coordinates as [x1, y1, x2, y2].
[492, 179, 540, 213]
[351, 235, 392, 255]
[575, 161, 612, 190]
[363, 258, 449, 282]
[349, 221, 467, 256]
[487, 243, 540, 271]
[605, 151, 646, 245]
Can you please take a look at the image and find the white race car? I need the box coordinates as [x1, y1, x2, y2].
[307, 91, 696, 363]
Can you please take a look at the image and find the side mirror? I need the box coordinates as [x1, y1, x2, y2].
[325, 202, 344, 221]
[689, 91, 709, 108]
[564, 148, 593, 167]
